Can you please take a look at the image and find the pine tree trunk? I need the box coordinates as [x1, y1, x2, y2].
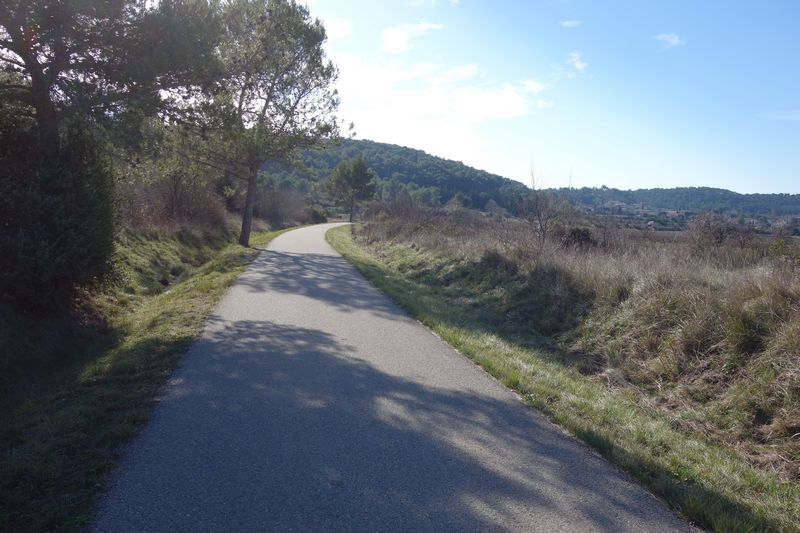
[349, 202, 354, 223]
[22, 40, 60, 156]
[32, 86, 60, 158]
[239, 165, 258, 246]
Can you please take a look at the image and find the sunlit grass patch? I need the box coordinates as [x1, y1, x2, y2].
[327, 224, 800, 532]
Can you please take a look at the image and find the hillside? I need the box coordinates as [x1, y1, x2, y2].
[556, 186, 800, 217]
[267, 140, 800, 219]
[264, 139, 528, 210]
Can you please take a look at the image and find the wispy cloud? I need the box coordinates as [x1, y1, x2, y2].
[381, 22, 443, 54]
[567, 51, 587, 72]
[654, 33, 685, 49]
[522, 79, 547, 94]
[405, 0, 460, 6]
[560, 20, 581, 28]
[321, 16, 352, 41]
[760, 110, 800, 122]
[432, 64, 480, 84]
[330, 52, 555, 178]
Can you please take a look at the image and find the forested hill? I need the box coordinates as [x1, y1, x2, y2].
[266, 139, 800, 217]
[265, 139, 528, 210]
[553, 186, 800, 217]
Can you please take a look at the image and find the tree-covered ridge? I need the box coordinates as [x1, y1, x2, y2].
[264, 138, 529, 210]
[267, 140, 800, 217]
[556, 186, 800, 216]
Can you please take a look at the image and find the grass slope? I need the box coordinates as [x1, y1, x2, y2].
[326, 224, 800, 532]
[0, 225, 290, 532]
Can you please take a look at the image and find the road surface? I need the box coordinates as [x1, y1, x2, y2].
[93, 223, 689, 532]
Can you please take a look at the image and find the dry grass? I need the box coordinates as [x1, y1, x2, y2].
[356, 202, 800, 480]
[328, 216, 800, 531]
[327, 224, 800, 531]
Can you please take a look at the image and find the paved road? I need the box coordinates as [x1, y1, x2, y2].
[93, 223, 689, 532]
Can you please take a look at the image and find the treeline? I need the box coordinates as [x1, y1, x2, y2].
[1, 0, 339, 308]
[556, 186, 800, 216]
[264, 138, 529, 211]
[266, 141, 800, 218]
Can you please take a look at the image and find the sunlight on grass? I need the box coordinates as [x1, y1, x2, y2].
[327, 224, 800, 532]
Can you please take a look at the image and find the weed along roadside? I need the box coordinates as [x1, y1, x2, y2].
[326, 223, 800, 532]
[0, 226, 292, 532]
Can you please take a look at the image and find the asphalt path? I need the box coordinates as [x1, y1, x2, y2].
[92, 223, 689, 532]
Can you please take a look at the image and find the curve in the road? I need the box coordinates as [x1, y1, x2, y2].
[92, 223, 689, 532]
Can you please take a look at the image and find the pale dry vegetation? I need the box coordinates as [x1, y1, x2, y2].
[357, 197, 800, 481]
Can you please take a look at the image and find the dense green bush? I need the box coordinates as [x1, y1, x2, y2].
[308, 205, 328, 223]
[0, 121, 115, 307]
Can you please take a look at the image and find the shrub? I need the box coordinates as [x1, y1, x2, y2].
[561, 227, 596, 249]
[0, 121, 115, 307]
[114, 126, 229, 227]
[308, 206, 328, 223]
[256, 187, 308, 228]
[689, 211, 755, 248]
[479, 249, 518, 275]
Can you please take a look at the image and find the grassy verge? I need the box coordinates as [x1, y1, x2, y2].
[326, 224, 800, 532]
[0, 226, 290, 531]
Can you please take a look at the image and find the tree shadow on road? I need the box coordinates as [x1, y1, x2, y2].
[95, 317, 689, 531]
[234, 250, 407, 320]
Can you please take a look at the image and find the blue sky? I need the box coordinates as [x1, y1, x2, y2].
[305, 0, 799, 193]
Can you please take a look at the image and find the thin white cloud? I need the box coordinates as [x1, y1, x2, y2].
[330, 53, 550, 177]
[321, 16, 352, 41]
[433, 64, 480, 84]
[654, 33, 685, 49]
[381, 22, 443, 54]
[522, 79, 547, 94]
[405, 0, 460, 7]
[567, 51, 587, 72]
[560, 20, 581, 28]
[537, 100, 555, 109]
[760, 110, 800, 121]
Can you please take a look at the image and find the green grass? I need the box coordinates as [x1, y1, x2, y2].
[0, 225, 290, 532]
[326, 224, 800, 532]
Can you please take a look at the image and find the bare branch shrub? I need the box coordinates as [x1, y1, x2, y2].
[689, 211, 755, 249]
[256, 187, 308, 228]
